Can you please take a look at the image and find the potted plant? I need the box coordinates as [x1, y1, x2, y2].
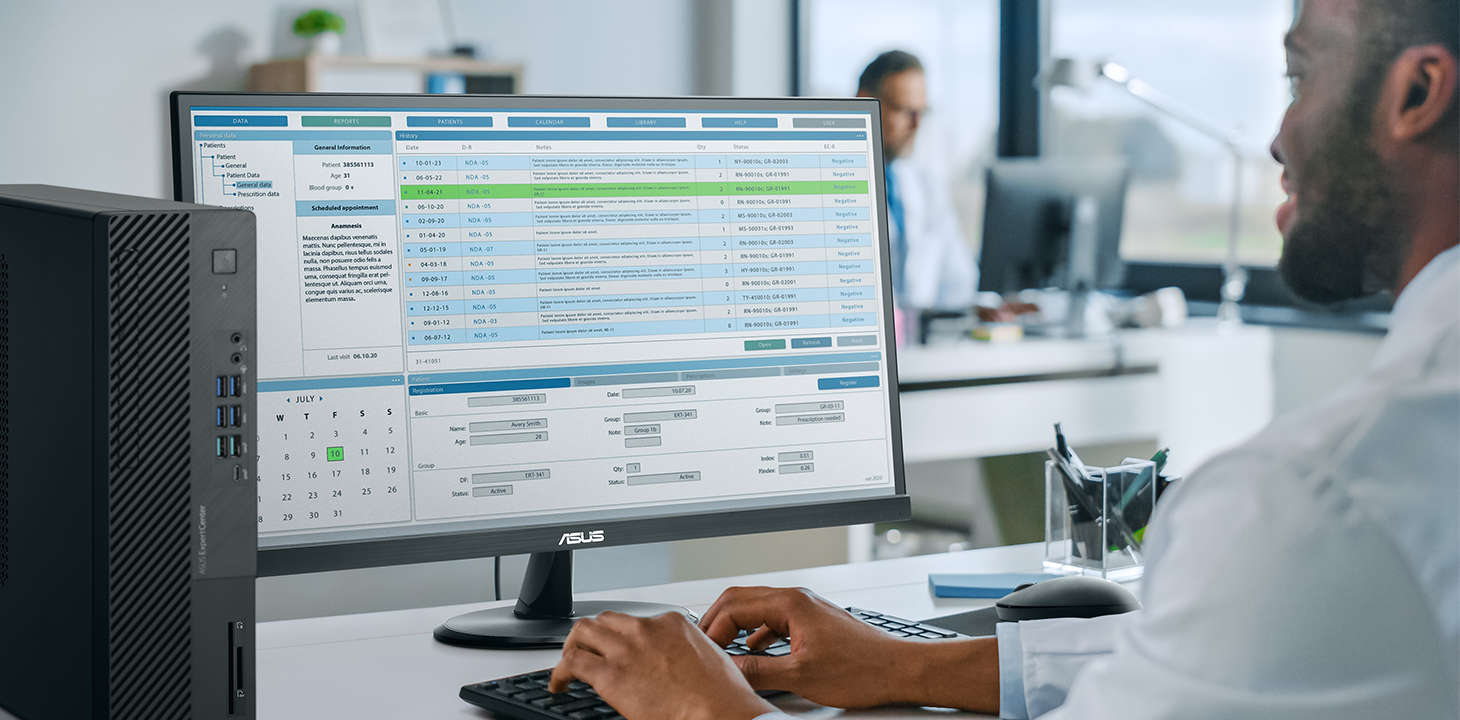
[294, 9, 346, 56]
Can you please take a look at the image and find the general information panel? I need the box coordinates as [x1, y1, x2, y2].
[189, 107, 896, 546]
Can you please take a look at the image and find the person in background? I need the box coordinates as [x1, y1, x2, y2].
[856, 50, 1030, 324]
[544, 0, 1459, 718]
[856, 51, 975, 313]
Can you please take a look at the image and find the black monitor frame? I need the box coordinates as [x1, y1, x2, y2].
[171, 91, 911, 578]
[978, 157, 1130, 295]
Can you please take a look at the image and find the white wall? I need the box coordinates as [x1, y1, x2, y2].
[1271, 326, 1384, 417]
[0, 0, 698, 200]
[0, 0, 812, 621]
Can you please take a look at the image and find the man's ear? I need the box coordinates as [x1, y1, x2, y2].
[1380, 45, 1458, 144]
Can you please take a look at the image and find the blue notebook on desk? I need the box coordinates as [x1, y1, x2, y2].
[928, 573, 1056, 598]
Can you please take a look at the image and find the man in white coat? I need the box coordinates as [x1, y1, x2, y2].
[855, 50, 979, 312]
[544, 1, 1459, 718]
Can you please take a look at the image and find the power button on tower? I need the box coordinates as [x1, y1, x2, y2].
[212, 249, 238, 274]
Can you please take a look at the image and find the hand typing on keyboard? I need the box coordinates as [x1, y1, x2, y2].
[698, 587, 1001, 714]
[547, 610, 777, 720]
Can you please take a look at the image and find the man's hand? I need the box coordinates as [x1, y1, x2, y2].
[975, 301, 1040, 324]
[699, 587, 1000, 713]
[549, 611, 775, 720]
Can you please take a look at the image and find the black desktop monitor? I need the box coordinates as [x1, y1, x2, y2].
[171, 92, 910, 647]
[978, 158, 1130, 295]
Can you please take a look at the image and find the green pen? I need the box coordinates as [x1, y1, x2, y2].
[1117, 447, 1167, 512]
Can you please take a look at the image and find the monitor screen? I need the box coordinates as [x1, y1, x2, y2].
[173, 94, 904, 566]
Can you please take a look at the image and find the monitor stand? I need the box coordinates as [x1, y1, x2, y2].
[432, 550, 691, 648]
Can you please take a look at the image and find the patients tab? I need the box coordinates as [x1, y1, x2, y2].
[195, 115, 287, 127]
[507, 116, 590, 128]
[702, 117, 778, 128]
[407, 116, 494, 127]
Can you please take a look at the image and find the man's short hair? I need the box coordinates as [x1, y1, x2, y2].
[858, 50, 923, 95]
[1358, 0, 1459, 150]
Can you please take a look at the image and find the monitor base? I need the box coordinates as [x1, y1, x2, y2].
[432, 549, 692, 649]
[433, 600, 692, 649]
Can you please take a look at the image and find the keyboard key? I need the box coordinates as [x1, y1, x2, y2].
[765, 645, 792, 657]
[518, 689, 551, 701]
[568, 710, 604, 720]
[555, 698, 602, 714]
[532, 694, 576, 708]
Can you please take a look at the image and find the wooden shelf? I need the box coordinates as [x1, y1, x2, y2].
[247, 56, 523, 94]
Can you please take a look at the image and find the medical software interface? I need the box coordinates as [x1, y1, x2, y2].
[188, 103, 896, 546]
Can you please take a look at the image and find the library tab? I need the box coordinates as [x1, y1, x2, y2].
[606, 117, 687, 128]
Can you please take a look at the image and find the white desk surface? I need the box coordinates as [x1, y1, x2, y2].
[258, 543, 1050, 719]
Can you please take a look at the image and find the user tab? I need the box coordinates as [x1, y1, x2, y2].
[302, 115, 392, 127]
[506, 116, 590, 127]
[702, 117, 778, 128]
[606, 117, 687, 128]
[791, 118, 867, 128]
[196, 115, 287, 127]
[406, 116, 494, 127]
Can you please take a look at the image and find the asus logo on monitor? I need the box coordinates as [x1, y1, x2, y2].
[559, 530, 606, 546]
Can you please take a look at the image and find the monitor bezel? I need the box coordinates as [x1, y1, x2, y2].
[170, 91, 910, 577]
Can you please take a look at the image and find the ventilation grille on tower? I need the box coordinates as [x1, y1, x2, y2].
[0, 254, 8, 590]
[106, 213, 193, 720]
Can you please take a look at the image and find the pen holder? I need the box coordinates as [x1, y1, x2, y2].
[1044, 459, 1161, 581]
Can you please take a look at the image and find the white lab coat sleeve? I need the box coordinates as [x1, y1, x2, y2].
[994, 614, 1127, 718]
[996, 621, 1029, 719]
[752, 713, 794, 720]
[1034, 442, 1456, 720]
[898, 164, 977, 309]
[924, 170, 977, 309]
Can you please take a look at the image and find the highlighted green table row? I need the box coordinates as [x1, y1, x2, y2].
[401, 180, 868, 200]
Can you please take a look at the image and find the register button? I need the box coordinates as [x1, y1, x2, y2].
[818, 375, 879, 390]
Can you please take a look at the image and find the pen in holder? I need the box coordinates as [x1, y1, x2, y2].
[1044, 453, 1169, 581]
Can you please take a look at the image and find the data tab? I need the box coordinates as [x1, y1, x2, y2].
[195, 115, 287, 127]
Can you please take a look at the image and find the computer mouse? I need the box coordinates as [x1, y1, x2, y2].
[994, 575, 1141, 622]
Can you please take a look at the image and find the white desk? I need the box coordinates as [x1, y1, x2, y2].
[258, 544, 1052, 719]
[896, 321, 1274, 477]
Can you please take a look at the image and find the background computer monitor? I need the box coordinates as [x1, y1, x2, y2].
[171, 92, 910, 647]
[978, 158, 1130, 295]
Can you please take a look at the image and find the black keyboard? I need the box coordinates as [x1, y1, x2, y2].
[459, 607, 970, 719]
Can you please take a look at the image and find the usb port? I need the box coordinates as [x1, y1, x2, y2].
[215, 376, 227, 397]
[215, 437, 227, 458]
[226, 375, 241, 397]
[227, 405, 242, 427]
[226, 435, 242, 457]
[216, 407, 226, 427]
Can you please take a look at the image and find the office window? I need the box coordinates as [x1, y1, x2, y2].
[1049, 0, 1294, 265]
[801, 0, 1000, 241]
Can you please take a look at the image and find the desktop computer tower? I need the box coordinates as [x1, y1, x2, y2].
[0, 186, 257, 720]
